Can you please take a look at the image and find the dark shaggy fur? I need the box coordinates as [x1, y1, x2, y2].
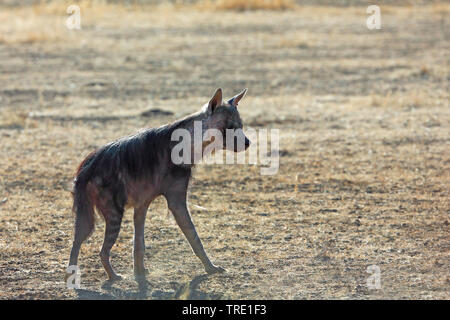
[72, 120, 192, 224]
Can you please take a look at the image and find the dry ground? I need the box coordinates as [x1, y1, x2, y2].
[0, 1, 449, 299]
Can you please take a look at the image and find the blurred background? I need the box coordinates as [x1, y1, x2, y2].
[0, 0, 448, 299]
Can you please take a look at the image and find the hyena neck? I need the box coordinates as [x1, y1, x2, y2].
[168, 110, 212, 166]
[176, 111, 207, 130]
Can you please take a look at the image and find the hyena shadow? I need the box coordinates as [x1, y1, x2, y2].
[133, 274, 223, 300]
[75, 279, 149, 300]
[75, 288, 116, 300]
[172, 274, 223, 300]
[76, 274, 222, 300]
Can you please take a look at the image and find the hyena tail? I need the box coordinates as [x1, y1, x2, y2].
[72, 178, 96, 241]
[72, 151, 100, 241]
[68, 180, 95, 268]
[68, 153, 98, 268]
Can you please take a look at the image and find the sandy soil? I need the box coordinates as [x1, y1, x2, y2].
[0, 2, 449, 299]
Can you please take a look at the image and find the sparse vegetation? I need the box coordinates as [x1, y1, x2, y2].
[197, 0, 295, 11]
[0, 1, 448, 300]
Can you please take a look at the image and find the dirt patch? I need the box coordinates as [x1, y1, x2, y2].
[0, 2, 448, 300]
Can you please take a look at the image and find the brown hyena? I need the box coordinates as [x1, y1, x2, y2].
[66, 88, 250, 281]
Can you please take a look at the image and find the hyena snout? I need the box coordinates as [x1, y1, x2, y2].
[244, 137, 251, 150]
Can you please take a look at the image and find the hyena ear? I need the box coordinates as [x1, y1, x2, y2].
[207, 88, 222, 114]
[228, 88, 248, 107]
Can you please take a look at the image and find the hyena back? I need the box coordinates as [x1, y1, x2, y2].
[67, 88, 250, 281]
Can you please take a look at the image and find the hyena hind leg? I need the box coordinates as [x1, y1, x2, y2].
[68, 215, 94, 267]
[66, 200, 95, 282]
[98, 203, 124, 281]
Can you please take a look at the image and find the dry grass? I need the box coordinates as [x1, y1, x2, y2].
[0, 9, 62, 44]
[0, 1, 449, 300]
[431, 2, 450, 15]
[29, 0, 124, 15]
[0, 110, 28, 129]
[197, 0, 295, 11]
[1, 1, 448, 45]
[367, 90, 447, 109]
[0, 0, 133, 44]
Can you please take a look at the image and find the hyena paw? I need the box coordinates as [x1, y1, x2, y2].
[205, 265, 226, 275]
[109, 273, 123, 281]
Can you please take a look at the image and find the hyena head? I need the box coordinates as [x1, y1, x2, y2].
[202, 88, 251, 152]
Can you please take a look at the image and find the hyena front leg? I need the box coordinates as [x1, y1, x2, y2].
[165, 193, 225, 275]
[133, 204, 149, 279]
[98, 203, 124, 281]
